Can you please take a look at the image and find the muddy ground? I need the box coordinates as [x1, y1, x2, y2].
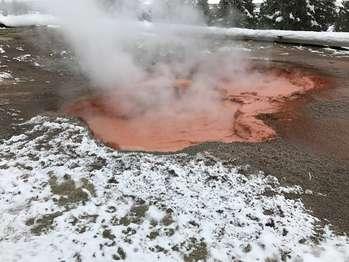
[0, 27, 349, 234]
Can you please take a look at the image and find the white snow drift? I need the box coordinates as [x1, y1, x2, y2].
[0, 116, 348, 261]
[1, 13, 349, 48]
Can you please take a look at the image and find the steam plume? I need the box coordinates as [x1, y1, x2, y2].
[35, 0, 208, 90]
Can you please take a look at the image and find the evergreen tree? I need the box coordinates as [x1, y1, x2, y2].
[259, 0, 313, 30]
[150, 0, 203, 24]
[196, 0, 211, 24]
[259, 0, 337, 31]
[336, 1, 349, 32]
[309, 0, 337, 31]
[214, 0, 256, 28]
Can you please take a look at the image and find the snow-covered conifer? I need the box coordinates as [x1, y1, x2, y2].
[214, 0, 256, 28]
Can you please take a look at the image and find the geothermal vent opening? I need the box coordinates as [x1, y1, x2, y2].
[65, 61, 328, 152]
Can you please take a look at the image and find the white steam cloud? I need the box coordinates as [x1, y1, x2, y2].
[31, 0, 251, 118]
[34, 0, 208, 89]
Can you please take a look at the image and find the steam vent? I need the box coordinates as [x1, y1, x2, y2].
[65, 64, 328, 152]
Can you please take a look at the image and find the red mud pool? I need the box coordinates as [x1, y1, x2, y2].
[65, 66, 328, 152]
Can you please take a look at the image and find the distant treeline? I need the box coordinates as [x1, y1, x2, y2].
[101, 0, 349, 32]
[198, 0, 349, 32]
[0, 0, 33, 15]
[1, 0, 348, 32]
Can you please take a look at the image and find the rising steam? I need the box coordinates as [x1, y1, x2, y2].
[31, 0, 326, 152]
[34, 0, 210, 90]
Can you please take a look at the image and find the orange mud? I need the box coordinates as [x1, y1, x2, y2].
[65, 67, 328, 152]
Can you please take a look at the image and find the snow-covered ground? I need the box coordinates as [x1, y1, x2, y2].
[162, 24, 349, 48]
[1, 13, 349, 48]
[0, 116, 348, 261]
[0, 13, 56, 27]
[0, 71, 12, 81]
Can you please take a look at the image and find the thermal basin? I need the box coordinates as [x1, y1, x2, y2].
[65, 64, 328, 152]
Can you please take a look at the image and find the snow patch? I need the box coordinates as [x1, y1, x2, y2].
[0, 116, 348, 261]
[13, 54, 31, 62]
[0, 13, 57, 27]
[1, 13, 348, 48]
[0, 71, 12, 81]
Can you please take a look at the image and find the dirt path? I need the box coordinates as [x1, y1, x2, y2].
[1, 28, 349, 234]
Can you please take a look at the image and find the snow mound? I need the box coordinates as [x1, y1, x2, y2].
[1, 13, 349, 48]
[0, 116, 348, 261]
[0, 13, 56, 27]
[0, 71, 12, 81]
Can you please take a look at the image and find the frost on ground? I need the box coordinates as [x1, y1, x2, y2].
[0, 71, 12, 81]
[294, 46, 349, 57]
[0, 116, 348, 262]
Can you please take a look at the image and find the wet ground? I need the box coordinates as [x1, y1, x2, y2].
[1, 27, 349, 235]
